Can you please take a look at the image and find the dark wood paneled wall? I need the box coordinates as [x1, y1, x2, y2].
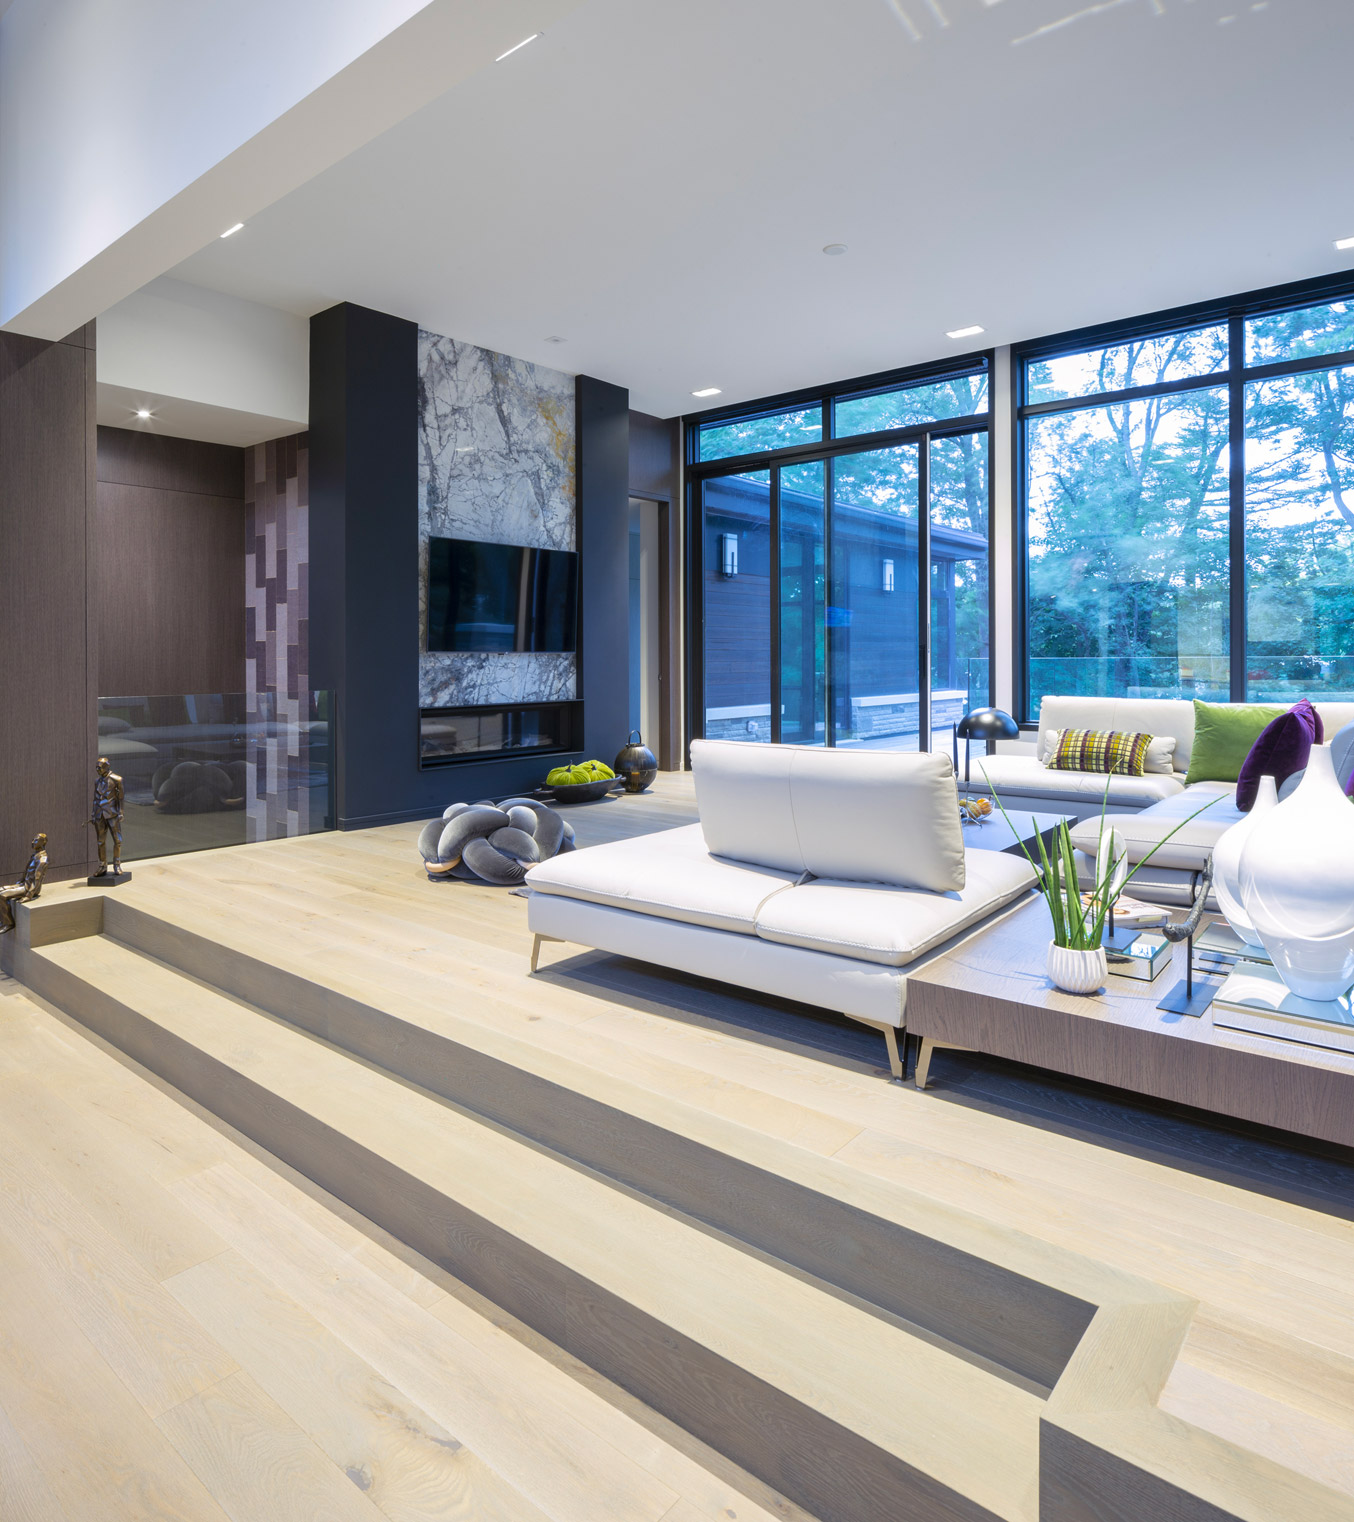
[629, 409, 683, 769]
[95, 428, 246, 697]
[0, 326, 98, 879]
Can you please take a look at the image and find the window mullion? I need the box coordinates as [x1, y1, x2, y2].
[1228, 314, 1247, 703]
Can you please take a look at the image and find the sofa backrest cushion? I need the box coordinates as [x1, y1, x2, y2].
[690, 739, 966, 892]
[1036, 697, 1198, 773]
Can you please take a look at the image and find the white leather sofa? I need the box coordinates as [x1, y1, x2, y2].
[969, 696, 1354, 905]
[525, 740, 1036, 1078]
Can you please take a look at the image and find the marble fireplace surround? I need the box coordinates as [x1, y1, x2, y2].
[418, 330, 577, 710]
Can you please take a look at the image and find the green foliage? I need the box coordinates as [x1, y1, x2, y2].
[1027, 305, 1354, 708]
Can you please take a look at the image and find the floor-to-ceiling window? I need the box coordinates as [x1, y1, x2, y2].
[1017, 280, 1354, 718]
[690, 359, 991, 752]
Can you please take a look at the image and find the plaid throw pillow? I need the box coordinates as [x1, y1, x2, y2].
[1046, 728, 1152, 777]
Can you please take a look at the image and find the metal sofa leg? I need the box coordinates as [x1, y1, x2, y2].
[529, 933, 563, 973]
[882, 1024, 904, 1083]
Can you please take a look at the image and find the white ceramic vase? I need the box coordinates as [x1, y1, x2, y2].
[1237, 744, 1354, 1001]
[1047, 942, 1107, 995]
[1211, 774, 1278, 950]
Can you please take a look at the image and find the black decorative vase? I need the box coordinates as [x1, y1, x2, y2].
[615, 730, 658, 793]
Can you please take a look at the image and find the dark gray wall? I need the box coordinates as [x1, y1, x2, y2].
[309, 303, 632, 826]
[0, 324, 98, 880]
[96, 427, 246, 697]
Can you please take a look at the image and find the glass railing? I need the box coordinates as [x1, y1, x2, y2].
[95, 691, 334, 862]
[1029, 657, 1232, 709]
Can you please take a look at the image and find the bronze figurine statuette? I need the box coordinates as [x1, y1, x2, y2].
[0, 832, 48, 934]
[89, 756, 130, 884]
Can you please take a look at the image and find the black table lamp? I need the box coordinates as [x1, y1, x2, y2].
[954, 707, 1019, 785]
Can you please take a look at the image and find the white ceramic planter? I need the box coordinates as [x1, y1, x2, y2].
[1211, 774, 1277, 950]
[1047, 942, 1107, 995]
[1238, 744, 1354, 1001]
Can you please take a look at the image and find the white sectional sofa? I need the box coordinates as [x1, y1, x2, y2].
[526, 740, 1036, 1077]
[968, 695, 1354, 906]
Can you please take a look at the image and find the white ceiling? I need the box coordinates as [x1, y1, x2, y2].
[164, 0, 1354, 419]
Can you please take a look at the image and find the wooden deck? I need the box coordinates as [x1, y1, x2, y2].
[3, 772, 1354, 1518]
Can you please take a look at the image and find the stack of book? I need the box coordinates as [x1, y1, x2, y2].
[1211, 960, 1354, 1055]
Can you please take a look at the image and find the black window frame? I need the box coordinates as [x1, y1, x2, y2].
[1012, 270, 1354, 726]
[685, 351, 995, 758]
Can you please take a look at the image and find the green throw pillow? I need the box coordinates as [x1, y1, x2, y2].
[1185, 700, 1287, 784]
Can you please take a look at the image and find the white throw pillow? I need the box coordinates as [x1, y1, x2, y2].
[1039, 728, 1176, 774]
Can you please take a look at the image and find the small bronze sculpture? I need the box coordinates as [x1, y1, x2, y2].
[90, 756, 127, 880]
[0, 833, 48, 934]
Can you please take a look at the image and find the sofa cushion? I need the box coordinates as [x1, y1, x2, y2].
[1043, 727, 1177, 775]
[690, 739, 965, 892]
[1236, 699, 1322, 810]
[1068, 782, 1239, 871]
[524, 823, 796, 934]
[753, 848, 1036, 967]
[971, 754, 1185, 808]
[1036, 697, 1197, 772]
[1045, 728, 1154, 776]
[1185, 700, 1287, 784]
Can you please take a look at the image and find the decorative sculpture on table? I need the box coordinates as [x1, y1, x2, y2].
[0, 833, 47, 934]
[417, 798, 575, 886]
[89, 757, 129, 882]
[1237, 743, 1354, 1002]
[1210, 774, 1277, 951]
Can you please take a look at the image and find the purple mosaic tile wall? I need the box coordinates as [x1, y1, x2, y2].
[245, 433, 311, 839]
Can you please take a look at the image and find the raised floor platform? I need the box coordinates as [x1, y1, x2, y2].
[5, 774, 1354, 1520]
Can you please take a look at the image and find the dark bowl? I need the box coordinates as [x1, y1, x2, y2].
[548, 777, 618, 804]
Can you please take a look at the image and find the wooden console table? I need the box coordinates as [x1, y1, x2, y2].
[905, 897, 1354, 1149]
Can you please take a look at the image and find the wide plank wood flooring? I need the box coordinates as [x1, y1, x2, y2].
[8, 772, 1354, 1511]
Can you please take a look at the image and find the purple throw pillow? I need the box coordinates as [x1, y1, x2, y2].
[1235, 699, 1323, 811]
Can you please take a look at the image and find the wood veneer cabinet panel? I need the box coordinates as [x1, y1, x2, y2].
[97, 426, 244, 500]
[94, 479, 245, 696]
[0, 330, 96, 878]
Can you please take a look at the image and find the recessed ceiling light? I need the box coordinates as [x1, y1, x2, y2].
[495, 32, 541, 61]
[946, 325, 985, 339]
[822, 243, 848, 256]
[135, 409, 152, 420]
[1335, 236, 1354, 251]
[691, 387, 722, 398]
[219, 222, 245, 239]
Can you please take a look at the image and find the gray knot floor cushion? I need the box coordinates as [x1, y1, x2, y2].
[418, 798, 575, 885]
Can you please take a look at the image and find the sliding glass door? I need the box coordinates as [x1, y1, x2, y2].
[691, 359, 991, 752]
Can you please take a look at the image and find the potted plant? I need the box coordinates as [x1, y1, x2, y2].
[991, 787, 1223, 996]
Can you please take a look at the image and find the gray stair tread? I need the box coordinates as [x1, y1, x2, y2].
[39, 934, 1041, 1521]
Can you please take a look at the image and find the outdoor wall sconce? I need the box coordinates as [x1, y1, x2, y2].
[882, 558, 895, 593]
[720, 533, 739, 578]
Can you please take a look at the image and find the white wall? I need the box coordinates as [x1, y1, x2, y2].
[98, 277, 308, 427]
[0, 0, 587, 338]
[0, 0, 434, 332]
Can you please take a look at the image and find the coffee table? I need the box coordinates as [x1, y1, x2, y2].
[960, 810, 1076, 857]
[904, 896, 1354, 1148]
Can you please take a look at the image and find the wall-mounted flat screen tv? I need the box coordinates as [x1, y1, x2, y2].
[427, 536, 578, 653]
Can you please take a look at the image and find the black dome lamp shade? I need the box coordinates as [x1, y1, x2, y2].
[953, 707, 1019, 785]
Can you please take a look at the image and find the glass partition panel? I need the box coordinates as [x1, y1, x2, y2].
[828, 444, 921, 750]
[1027, 325, 1228, 405]
[701, 470, 772, 740]
[928, 432, 990, 737]
[1026, 389, 1231, 711]
[1245, 365, 1354, 701]
[96, 690, 333, 861]
[698, 405, 823, 463]
[835, 371, 988, 438]
[779, 460, 825, 745]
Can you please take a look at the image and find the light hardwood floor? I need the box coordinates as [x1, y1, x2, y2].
[6, 773, 1354, 1514]
[0, 938, 806, 1522]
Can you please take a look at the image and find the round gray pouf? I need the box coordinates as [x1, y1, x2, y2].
[417, 796, 574, 885]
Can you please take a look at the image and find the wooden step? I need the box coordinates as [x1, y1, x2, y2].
[29, 931, 1045, 1522]
[13, 891, 1353, 1522]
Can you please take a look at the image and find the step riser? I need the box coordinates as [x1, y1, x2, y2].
[103, 895, 1090, 1392]
[36, 949, 1002, 1522]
